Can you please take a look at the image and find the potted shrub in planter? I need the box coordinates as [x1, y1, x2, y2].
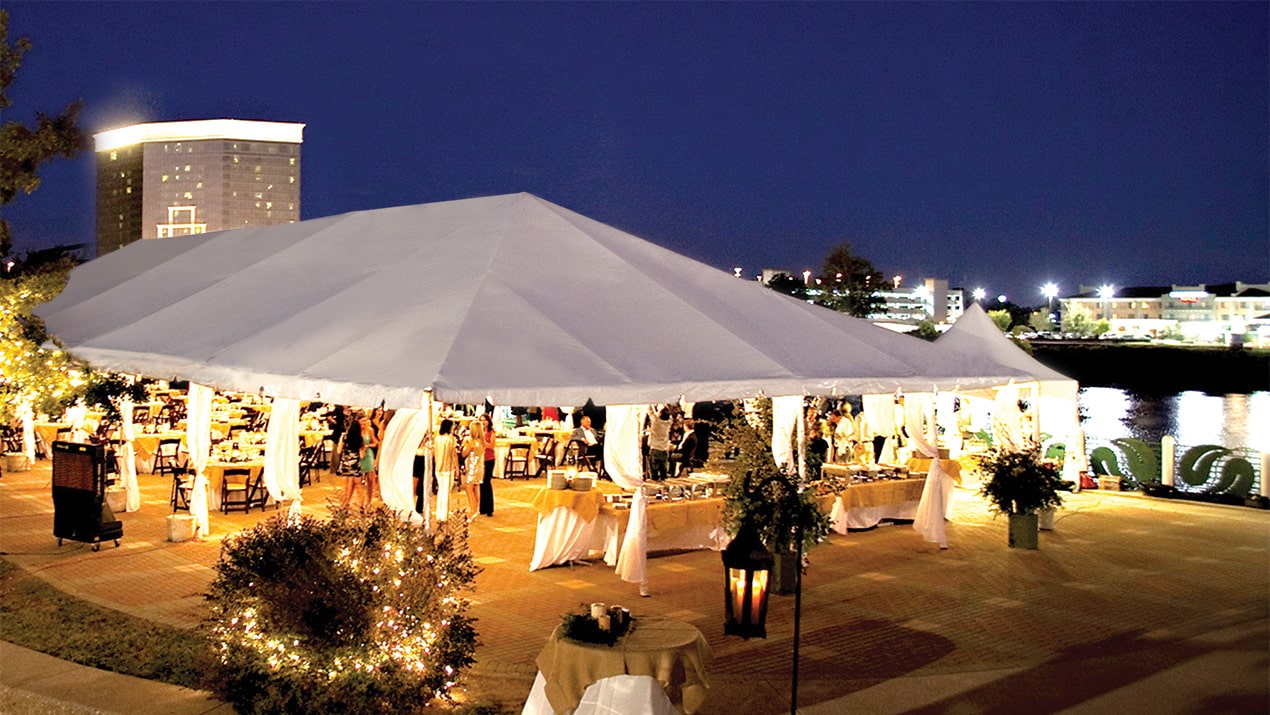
[978, 443, 1064, 549]
[714, 399, 831, 594]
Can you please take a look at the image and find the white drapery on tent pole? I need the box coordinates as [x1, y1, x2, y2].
[423, 393, 435, 532]
[187, 383, 213, 538]
[909, 393, 953, 548]
[771, 395, 802, 470]
[604, 405, 649, 590]
[378, 408, 429, 527]
[18, 402, 35, 466]
[262, 396, 303, 519]
[118, 398, 140, 512]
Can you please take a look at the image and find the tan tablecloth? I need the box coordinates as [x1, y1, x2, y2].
[34, 422, 70, 449]
[602, 497, 725, 533]
[133, 431, 187, 470]
[840, 478, 926, 510]
[907, 458, 962, 485]
[535, 616, 712, 715]
[532, 488, 607, 523]
[203, 460, 264, 509]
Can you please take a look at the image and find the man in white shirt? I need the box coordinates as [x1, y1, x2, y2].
[570, 415, 602, 466]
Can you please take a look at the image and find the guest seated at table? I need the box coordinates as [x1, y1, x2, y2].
[570, 415, 603, 465]
[672, 418, 697, 477]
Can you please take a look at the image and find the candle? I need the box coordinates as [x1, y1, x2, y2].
[597, 615, 611, 632]
[590, 603, 607, 620]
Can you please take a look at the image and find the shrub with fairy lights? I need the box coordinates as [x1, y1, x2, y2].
[202, 506, 480, 714]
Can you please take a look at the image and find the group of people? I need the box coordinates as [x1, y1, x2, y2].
[334, 406, 388, 508]
[644, 406, 709, 480]
[431, 414, 496, 519]
[334, 408, 499, 520]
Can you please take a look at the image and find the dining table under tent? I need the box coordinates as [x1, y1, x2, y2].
[36, 192, 1035, 588]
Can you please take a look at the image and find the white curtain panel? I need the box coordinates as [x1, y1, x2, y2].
[66, 403, 88, 441]
[378, 408, 429, 526]
[770, 395, 801, 469]
[187, 383, 214, 537]
[119, 398, 140, 512]
[605, 405, 647, 585]
[862, 394, 894, 438]
[18, 402, 35, 464]
[908, 392, 952, 547]
[263, 396, 302, 516]
[992, 382, 1023, 451]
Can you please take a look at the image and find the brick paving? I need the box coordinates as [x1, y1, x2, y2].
[2, 460, 1267, 714]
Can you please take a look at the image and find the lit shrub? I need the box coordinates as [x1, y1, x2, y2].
[202, 506, 479, 714]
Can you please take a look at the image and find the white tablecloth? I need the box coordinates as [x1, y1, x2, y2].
[530, 505, 610, 571]
[522, 672, 678, 715]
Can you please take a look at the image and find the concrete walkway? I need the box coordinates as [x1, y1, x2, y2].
[2, 461, 1266, 713]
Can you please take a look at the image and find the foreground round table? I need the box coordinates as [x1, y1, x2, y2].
[524, 615, 712, 715]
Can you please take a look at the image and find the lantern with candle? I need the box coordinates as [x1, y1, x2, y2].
[722, 521, 773, 639]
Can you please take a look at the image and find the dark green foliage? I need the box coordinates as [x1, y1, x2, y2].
[818, 243, 885, 318]
[913, 320, 940, 341]
[713, 399, 831, 555]
[202, 506, 480, 714]
[977, 444, 1064, 516]
[559, 611, 629, 646]
[81, 373, 148, 423]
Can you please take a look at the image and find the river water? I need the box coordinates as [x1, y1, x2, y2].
[1079, 387, 1270, 456]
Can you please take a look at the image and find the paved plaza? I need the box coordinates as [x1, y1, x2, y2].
[1, 460, 1267, 714]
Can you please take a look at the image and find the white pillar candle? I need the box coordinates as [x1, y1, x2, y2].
[1161, 435, 1175, 487]
[590, 602, 607, 620]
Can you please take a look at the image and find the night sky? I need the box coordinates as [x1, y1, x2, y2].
[5, 2, 1267, 305]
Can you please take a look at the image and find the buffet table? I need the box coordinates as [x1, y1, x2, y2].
[523, 616, 712, 715]
[828, 477, 926, 533]
[595, 497, 728, 563]
[529, 487, 618, 571]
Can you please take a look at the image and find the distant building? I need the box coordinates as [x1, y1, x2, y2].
[871, 278, 964, 330]
[759, 270, 965, 330]
[1061, 281, 1270, 345]
[94, 119, 304, 256]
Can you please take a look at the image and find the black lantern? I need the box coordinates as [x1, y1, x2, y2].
[723, 521, 774, 639]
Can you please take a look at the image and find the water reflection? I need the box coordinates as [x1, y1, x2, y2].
[1080, 387, 1269, 454]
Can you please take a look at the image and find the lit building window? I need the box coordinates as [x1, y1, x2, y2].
[110, 151, 118, 161]
[162, 175, 169, 182]
[289, 157, 296, 166]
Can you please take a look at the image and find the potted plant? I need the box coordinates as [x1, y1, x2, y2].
[977, 443, 1064, 549]
[713, 399, 831, 594]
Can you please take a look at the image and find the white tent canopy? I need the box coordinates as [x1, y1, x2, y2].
[937, 303, 1083, 476]
[39, 193, 1026, 408]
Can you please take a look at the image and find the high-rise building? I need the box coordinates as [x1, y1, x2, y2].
[94, 119, 304, 256]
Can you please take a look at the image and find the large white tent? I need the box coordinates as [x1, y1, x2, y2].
[38, 193, 1027, 407]
[38, 193, 1044, 579]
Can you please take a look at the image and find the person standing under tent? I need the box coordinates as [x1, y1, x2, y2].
[646, 406, 673, 481]
[357, 411, 381, 505]
[460, 420, 486, 519]
[335, 410, 367, 509]
[433, 419, 459, 522]
[478, 413, 496, 516]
